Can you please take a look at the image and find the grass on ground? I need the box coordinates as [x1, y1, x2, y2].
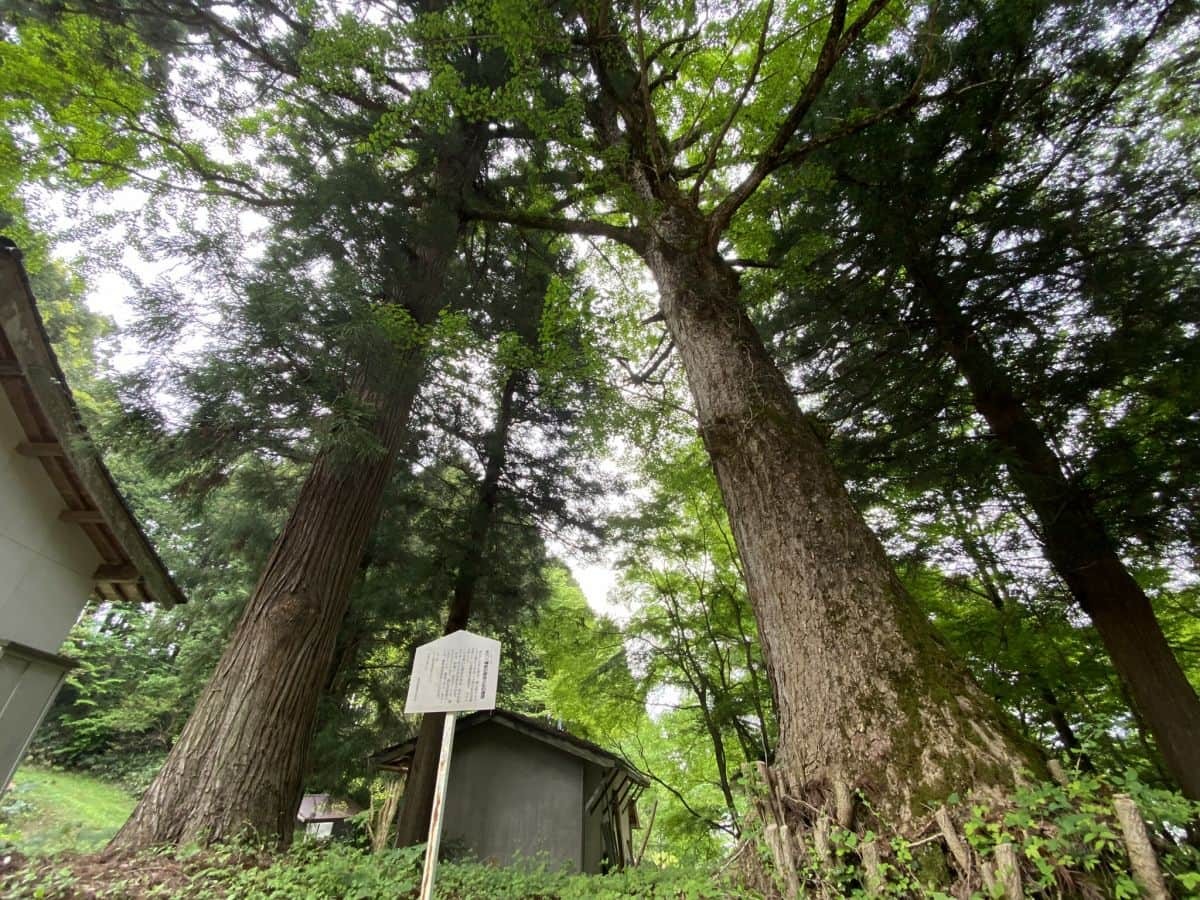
[0, 765, 135, 855]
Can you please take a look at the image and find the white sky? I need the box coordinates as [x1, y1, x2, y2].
[570, 560, 620, 618]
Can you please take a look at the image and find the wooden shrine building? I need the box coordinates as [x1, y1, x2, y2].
[373, 709, 648, 873]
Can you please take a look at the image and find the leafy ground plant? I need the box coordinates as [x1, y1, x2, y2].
[743, 764, 1200, 897]
[0, 840, 761, 898]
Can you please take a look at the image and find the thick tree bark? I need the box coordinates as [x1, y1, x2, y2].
[642, 211, 1038, 825]
[108, 123, 491, 853]
[108, 362, 425, 851]
[393, 370, 521, 848]
[468, 0, 1035, 829]
[922, 277, 1200, 801]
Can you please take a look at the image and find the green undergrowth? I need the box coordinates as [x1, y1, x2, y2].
[0, 765, 135, 855]
[1, 840, 759, 899]
[748, 768, 1200, 898]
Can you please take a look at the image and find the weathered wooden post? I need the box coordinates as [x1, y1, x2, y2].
[405, 630, 501, 900]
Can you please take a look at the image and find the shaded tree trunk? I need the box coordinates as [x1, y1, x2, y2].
[393, 369, 521, 847]
[642, 210, 1039, 825]
[108, 363, 425, 851]
[108, 124, 491, 852]
[922, 275, 1200, 801]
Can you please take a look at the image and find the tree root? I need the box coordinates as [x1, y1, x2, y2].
[726, 762, 1188, 898]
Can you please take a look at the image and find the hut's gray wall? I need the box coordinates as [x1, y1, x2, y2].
[441, 721, 590, 872]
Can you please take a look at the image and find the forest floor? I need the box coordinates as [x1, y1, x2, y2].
[0, 772, 750, 899]
[0, 766, 134, 855]
[0, 841, 752, 898]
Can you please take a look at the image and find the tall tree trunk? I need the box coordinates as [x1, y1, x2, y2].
[108, 362, 425, 851]
[108, 124, 491, 853]
[642, 213, 1038, 825]
[921, 275, 1200, 801]
[393, 369, 521, 847]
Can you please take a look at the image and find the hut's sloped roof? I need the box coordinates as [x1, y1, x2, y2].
[296, 793, 363, 822]
[371, 708, 649, 786]
[0, 242, 184, 606]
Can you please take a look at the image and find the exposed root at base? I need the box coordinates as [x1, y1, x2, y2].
[730, 762, 1182, 899]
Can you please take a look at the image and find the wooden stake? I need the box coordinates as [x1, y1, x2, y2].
[813, 815, 833, 867]
[371, 775, 405, 853]
[993, 843, 1022, 900]
[980, 860, 997, 895]
[834, 780, 855, 829]
[755, 761, 786, 826]
[1113, 794, 1168, 900]
[764, 824, 799, 899]
[935, 806, 971, 876]
[860, 839, 883, 895]
[1046, 759, 1069, 786]
[779, 825, 802, 899]
[418, 714, 457, 900]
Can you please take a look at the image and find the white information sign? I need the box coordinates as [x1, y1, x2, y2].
[404, 630, 500, 714]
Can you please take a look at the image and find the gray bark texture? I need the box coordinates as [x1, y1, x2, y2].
[643, 208, 1038, 825]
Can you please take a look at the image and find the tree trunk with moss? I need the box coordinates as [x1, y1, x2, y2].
[644, 208, 1038, 826]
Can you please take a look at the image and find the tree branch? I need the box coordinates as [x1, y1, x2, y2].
[464, 206, 647, 252]
[691, 0, 775, 199]
[706, 0, 894, 243]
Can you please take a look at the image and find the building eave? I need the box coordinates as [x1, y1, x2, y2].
[0, 244, 185, 606]
[371, 708, 649, 787]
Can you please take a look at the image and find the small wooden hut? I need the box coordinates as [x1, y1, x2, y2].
[373, 709, 648, 873]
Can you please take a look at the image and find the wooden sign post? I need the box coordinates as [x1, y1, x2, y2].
[405, 630, 500, 900]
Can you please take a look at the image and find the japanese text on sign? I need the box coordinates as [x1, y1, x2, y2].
[405, 630, 500, 714]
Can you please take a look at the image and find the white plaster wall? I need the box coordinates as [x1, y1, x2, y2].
[0, 390, 99, 655]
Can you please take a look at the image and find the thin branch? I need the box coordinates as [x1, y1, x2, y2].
[464, 205, 647, 252]
[691, 0, 775, 199]
[65, 155, 293, 208]
[726, 257, 778, 269]
[707, 0, 894, 243]
[645, 30, 701, 68]
[774, 87, 924, 170]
